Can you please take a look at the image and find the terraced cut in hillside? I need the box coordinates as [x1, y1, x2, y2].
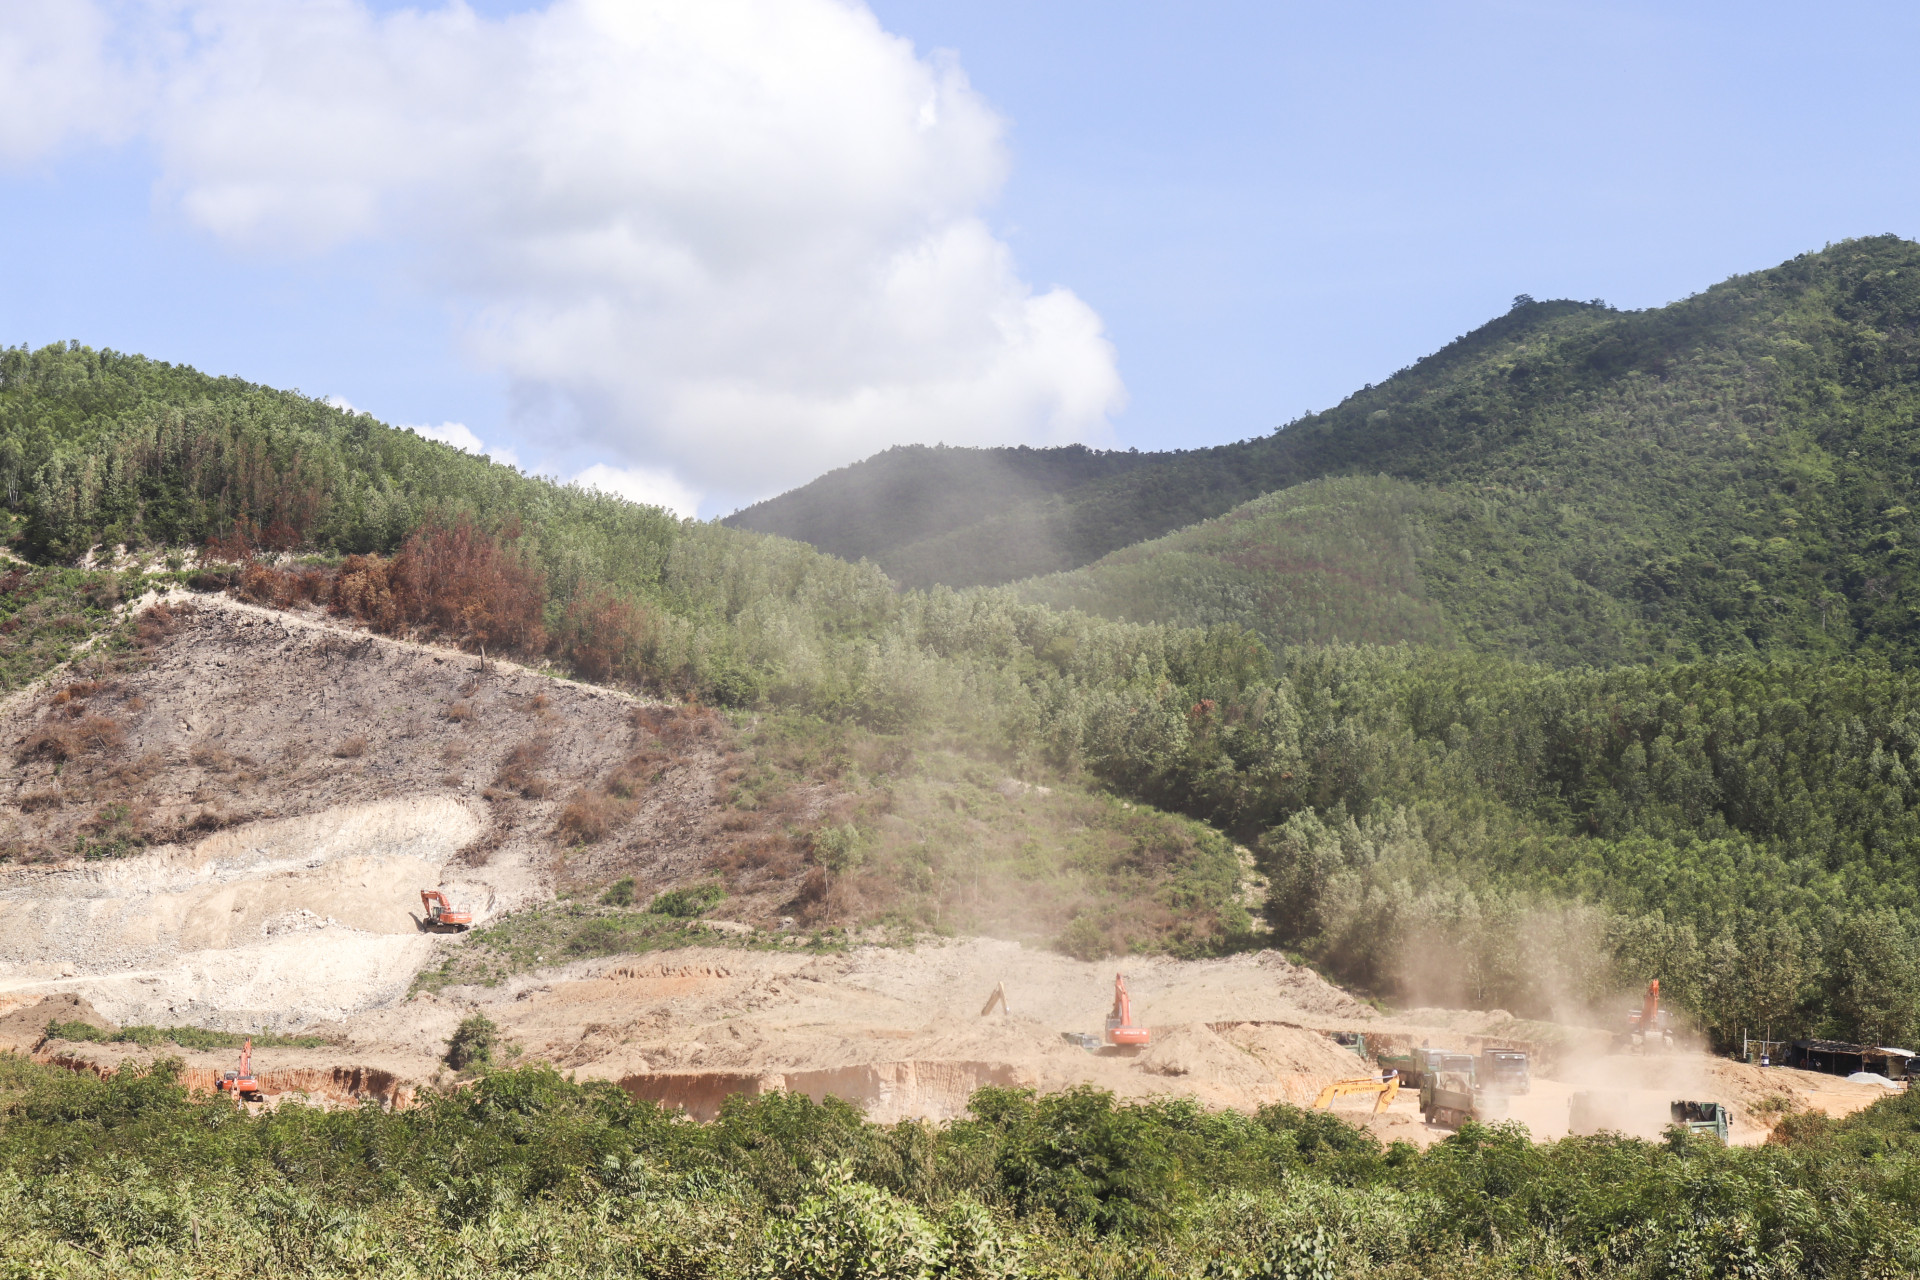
[0, 593, 771, 1027]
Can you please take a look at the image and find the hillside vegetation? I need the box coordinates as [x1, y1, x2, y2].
[1014, 476, 1454, 649]
[2, 1056, 1917, 1278]
[723, 443, 1160, 569]
[746, 237, 1920, 670]
[5, 240, 1920, 1050]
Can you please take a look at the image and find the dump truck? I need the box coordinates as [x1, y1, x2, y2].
[1670, 1100, 1730, 1142]
[1407, 1047, 1477, 1089]
[1378, 1046, 1478, 1089]
[1330, 1031, 1369, 1059]
[1478, 1048, 1531, 1095]
[1421, 1070, 1507, 1127]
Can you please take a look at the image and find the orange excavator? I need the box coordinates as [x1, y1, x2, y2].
[215, 1039, 264, 1103]
[1625, 979, 1673, 1053]
[1104, 974, 1151, 1047]
[421, 889, 473, 931]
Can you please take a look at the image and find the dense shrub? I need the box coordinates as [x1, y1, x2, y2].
[649, 882, 725, 918]
[446, 1013, 499, 1073]
[0, 1060, 1913, 1276]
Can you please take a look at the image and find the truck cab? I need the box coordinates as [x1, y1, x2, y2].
[1412, 1047, 1477, 1088]
[1479, 1049, 1531, 1095]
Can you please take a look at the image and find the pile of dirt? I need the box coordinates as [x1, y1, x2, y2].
[1138, 1023, 1279, 1097]
[827, 937, 1377, 1033]
[1217, 1022, 1377, 1077]
[0, 991, 106, 1053]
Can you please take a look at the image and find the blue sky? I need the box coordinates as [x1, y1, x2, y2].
[3, 1, 1917, 516]
[870, 0, 1920, 430]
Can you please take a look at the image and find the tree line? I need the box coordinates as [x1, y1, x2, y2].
[1, 1054, 1916, 1277]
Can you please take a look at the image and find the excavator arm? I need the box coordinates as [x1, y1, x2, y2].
[1103, 974, 1150, 1046]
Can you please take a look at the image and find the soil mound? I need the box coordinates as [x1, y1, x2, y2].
[0, 991, 107, 1052]
[1216, 1021, 1375, 1078]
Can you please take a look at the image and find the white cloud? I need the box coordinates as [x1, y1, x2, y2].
[0, 3, 148, 163]
[405, 420, 484, 454]
[403, 420, 519, 470]
[573, 463, 701, 520]
[0, 0, 1124, 506]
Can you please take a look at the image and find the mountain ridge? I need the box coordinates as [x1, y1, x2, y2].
[734, 237, 1920, 667]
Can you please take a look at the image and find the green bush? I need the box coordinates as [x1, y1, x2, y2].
[649, 882, 726, 918]
[445, 1013, 498, 1073]
[756, 1162, 940, 1280]
[42, 1020, 328, 1050]
[1205, 1228, 1336, 1280]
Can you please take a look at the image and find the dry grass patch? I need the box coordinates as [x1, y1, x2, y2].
[190, 743, 235, 771]
[557, 788, 630, 844]
[18, 789, 63, 813]
[490, 736, 553, 799]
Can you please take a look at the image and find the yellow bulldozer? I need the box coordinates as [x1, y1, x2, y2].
[1312, 1075, 1402, 1115]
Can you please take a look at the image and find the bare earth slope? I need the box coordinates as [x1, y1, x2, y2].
[0, 593, 681, 1026]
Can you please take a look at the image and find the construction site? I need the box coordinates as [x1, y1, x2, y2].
[0, 591, 1904, 1145]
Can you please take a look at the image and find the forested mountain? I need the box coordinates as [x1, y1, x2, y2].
[743, 237, 1920, 669]
[5, 239, 1920, 1049]
[723, 442, 1161, 567]
[1011, 476, 1455, 651]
